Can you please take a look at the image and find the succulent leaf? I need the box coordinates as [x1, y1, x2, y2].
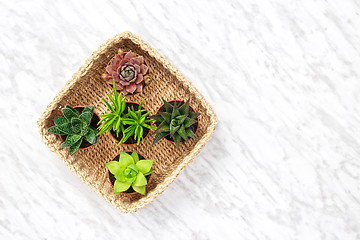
[119, 152, 134, 167]
[178, 125, 188, 141]
[134, 172, 147, 186]
[85, 128, 96, 143]
[105, 161, 121, 175]
[153, 131, 170, 145]
[69, 138, 82, 155]
[132, 185, 146, 195]
[131, 151, 139, 163]
[114, 180, 131, 193]
[62, 134, 82, 147]
[80, 112, 92, 126]
[62, 106, 79, 120]
[173, 133, 181, 149]
[54, 117, 68, 126]
[185, 127, 197, 139]
[57, 122, 74, 135]
[136, 160, 153, 174]
[48, 126, 65, 135]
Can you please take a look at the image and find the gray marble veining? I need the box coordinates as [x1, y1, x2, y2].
[1, 0, 360, 239]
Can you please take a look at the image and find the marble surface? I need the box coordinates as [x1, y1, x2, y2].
[1, 0, 360, 239]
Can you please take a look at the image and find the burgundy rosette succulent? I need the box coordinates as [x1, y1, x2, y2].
[103, 50, 150, 94]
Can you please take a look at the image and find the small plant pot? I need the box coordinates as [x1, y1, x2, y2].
[105, 51, 151, 95]
[107, 152, 152, 195]
[110, 101, 151, 145]
[155, 100, 199, 144]
[59, 106, 101, 150]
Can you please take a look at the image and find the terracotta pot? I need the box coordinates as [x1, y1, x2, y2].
[58, 106, 101, 150]
[105, 51, 151, 95]
[107, 152, 152, 195]
[155, 100, 199, 144]
[109, 101, 152, 146]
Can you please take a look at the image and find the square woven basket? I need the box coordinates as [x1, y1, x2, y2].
[37, 31, 218, 213]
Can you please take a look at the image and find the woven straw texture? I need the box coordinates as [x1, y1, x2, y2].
[37, 31, 218, 213]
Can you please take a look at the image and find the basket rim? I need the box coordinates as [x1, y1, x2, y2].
[37, 31, 218, 213]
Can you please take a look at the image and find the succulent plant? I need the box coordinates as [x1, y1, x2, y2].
[106, 151, 154, 195]
[97, 79, 127, 137]
[151, 99, 200, 148]
[121, 99, 156, 145]
[102, 50, 150, 94]
[48, 105, 99, 155]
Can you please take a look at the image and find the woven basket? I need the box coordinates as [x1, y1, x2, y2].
[37, 31, 218, 213]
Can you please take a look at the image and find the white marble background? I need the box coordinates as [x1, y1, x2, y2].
[1, 0, 360, 239]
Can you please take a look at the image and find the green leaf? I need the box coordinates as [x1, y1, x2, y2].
[133, 172, 147, 186]
[80, 127, 89, 136]
[80, 112, 92, 126]
[62, 106, 79, 120]
[185, 127, 197, 139]
[175, 115, 187, 124]
[153, 132, 170, 145]
[92, 130, 99, 144]
[171, 104, 180, 119]
[69, 138, 82, 155]
[105, 161, 121, 175]
[132, 185, 146, 195]
[184, 117, 197, 128]
[82, 105, 94, 113]
[114, 180, 131, 194]
[188, 112, 200, 119]
[102, 98, 115, 113]
[169, 124, 180, 137]
[172, 133, 181, 149]
[178, 125, 188, 141]
[131, 151, 139, 163]
[54, 117, 68, 126]
[62, 134, 82, 147]
[71, 126, 81, 134]
[178, 99, 190, 115]
[48, 126, 66, 135]
[119, 152, 134, 167]
[143, 168, 153, 176]
[163, 100, 173, 113]
[71, 117, 82, 127]
[136, 160, 153, 174]
[57, 122, 74, 134]
[160, 112, 171, 123]
[150, 114, 164, 123]
[114, 169, 126, 182]
[85, 128, 96, 143]
[112, 79, 118, 98]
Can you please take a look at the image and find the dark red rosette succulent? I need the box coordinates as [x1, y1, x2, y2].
[102, 50, 150, 94]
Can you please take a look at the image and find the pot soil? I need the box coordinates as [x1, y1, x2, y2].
[110, 102, 151, 145]
[156, 100, 199, 144]
[107, 152, 152, 194]
[59, 106, 101, 150]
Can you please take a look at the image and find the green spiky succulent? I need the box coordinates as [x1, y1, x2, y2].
[121, 99, 156, 145]
[151, 99, 200, 148]
[106, 151, 154, 195]
[98, 79, 156, 145]
[97, 79, 127, 137]
[48, 105, 99, 155]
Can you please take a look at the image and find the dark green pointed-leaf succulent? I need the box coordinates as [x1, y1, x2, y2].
[48, 105, 99, 155]
[105, 151, 154, 195]
[151, 99, 199, 148]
